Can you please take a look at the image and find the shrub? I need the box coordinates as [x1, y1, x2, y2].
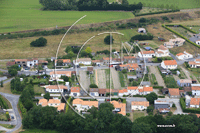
[130, 33, 153, 41]
[6, 112, 10, 121]
[162, 16, 169, 21]
[172, 103, 176, 108]
[126, 113, 130, 116]
[122, 69, 127, 74]
[104, 35, 114, 45]
[89, 84, 98, 88]
[30, 37, 47, 47]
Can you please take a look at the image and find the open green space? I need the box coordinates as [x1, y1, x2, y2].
[0, 113, 7, 121]
[127, 0, 200, 9]
[132, 111, 146, 121]
[0, 0, 134, 33]
[33, 85, 45, 94]
[118, 71, 125, 87]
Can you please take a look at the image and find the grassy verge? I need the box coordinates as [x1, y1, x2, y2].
[105, 69, 114, 89]
[150, 74, 158, 85]
[0, 95, 12, 109]
[0, 124, 15, 129]
[0, 83, 12, 94]
[0, 113, 8, 121]
[118, 71, 125, 87]
[90, 73, 95, 85]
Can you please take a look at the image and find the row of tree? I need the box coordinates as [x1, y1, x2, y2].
[22, 101, 200, 133]
[39, 0, 142, 11]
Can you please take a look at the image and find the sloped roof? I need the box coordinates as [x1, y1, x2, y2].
[168, 88, 180, 96]
[110, 100, 126, 116]
[190, 98, 200, 105]
[131, 101, 149, 107]
[46, 85, 68, 90]
[163, 60, 177, 66]
[49, 71, 71, 77]
[71, 87, 80, 93]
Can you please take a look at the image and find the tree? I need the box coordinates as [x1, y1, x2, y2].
[172, 103, 176, 108]
[147, 105, 154, 113]
[0, 80, 3, 87]
[8, 69, 17, 76]
[122, 69, 127, 74]
[66, 51, 75, 59]
[104, 35, 114, 45]
[30, 37, 47, 47]
[60, 75, 70, 82]
[132, 122, 152, 133]
[65, 46, 72, 53]
[122, 0, 129, 6]
[44, 92, 51, 100]
[89, 84, 98, 88]
[146, 92, 158, 104]
[85, 47, 92, 54]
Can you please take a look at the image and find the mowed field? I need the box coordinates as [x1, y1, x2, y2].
[0, 29, 139, 59]
[127, 0, 200, 9]
[0, 0, 134, 33]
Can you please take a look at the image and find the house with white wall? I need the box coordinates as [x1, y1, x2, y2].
[73, 58, 92, 66]
[72, 98, 98, 112]
[110, 101, 126, 116]
[176, 51, 193, 60]
[155, 45, 170, 57]
[189, 59, 200, 68]
[190, 98, 200, 108]
[161, 60, 177, 70]
[191, 84, 200, 96]
[50, 71, 71, 81]
[89, 88, 99, 97]
[45, 85, 68, 95]
[131, 101, 149, 111]
[38, 99, 65, 112]
[70, 87, 81, 97]
[168, 88, 180, 98]
[138, 51, 155, 58]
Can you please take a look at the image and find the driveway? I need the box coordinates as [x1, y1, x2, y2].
[0, 93, 21, 133]
[149, 66, 166, 88]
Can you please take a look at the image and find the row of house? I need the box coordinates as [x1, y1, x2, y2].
[118, 86, 153, 96]
[138, 45, 170, 58]
[164, 38, 185, 48]
[38, 99, 66, 112]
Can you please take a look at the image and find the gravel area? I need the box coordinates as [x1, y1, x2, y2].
[79, 70, 90, 91]
[96, 69, 106, 88]
[110, 68, 121, 89]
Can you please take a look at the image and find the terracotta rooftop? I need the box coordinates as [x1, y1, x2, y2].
[110, 100, 126, 116]
[191, 86, 200, 91]
[143, 87, 153, 92]
[127, 87, 138, 90]
[49, 71, 71, 77]
[48, 99, 61, 104]
[168, 88, 180, 96]
[15, 59, 27, 62]
[140, 50, 155, 55]
[38, 60, 48, 64]
[90, 88, 99, 92]
[71, 87, 80, 93]
[56, 103, 66, 111]
[158, 45, 168, 50]
[176, 53, 184, 57]
[163, 60, 177, 66]
[6, 61, 15, 67]
[123, 56, 136, 59]
[38, 99, 48, 106]
[92, 60, 101, 63]
[131, 101, 149, 107]
[119, 89, 127, 93]
[190, 98, 200, 105]
[103, 57, 112, 60]
[179, 79, 192, 84]
[55, 59, 71, 63]
[76, 58, 91, 62]
[46, 85, 68, 90]
[72, 98, 98, 108]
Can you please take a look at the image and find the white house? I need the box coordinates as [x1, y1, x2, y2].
[70, 87, 81, 97]
[127, 87, 139, 95]
[72, 98, 98, 112]
[73, 58, 91, 66]
[190, 98, 200, 108]
[89, 88, 99, 97]
[138, 51, 155, 58]
[196, 39, 200, 45]
[50, 71, 71, 80]
[164, 38, 185, 48]
[155, 45, 169, 57]
[161, 60, 177, 70]
[118, 89, 128, 97]
[119, 86, 153, 96]
[189, 59, 200, 68]
[176, 51, 193, 60]
[131, 101, 149, 111]
[191, 84, 200, 96]
[45, 85, 68, 95]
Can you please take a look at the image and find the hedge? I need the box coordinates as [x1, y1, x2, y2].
[132, 95, 146, 97]
[65, 96, 71, 113]
[0, 95, 9, 109]
[6, 111, 10, 121]
[153, 86, 164, 89]
[18, 100, 27, 117]
[134, 9, 180, 16]
[162, 24, 200, 48]
[158, 96, 165, 98]
[180, 98, 200, 113]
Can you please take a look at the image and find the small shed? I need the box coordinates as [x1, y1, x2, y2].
[138, 28, 146, 33]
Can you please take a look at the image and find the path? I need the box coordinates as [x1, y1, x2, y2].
[149, 66, 166, 88]
[79, 71, 90, 91]
[110, 68, 121, 89]
[0, 93, 21, 133]
[96, 69, 106, 88]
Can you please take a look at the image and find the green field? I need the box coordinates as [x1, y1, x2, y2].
[127, 0, 200, 9]
[0, 0, 134, 33]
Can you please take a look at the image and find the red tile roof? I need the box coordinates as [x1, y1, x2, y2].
[71, 87, 80, 92]
[168, 88, 179, 96]
[163, 60, 177, 66]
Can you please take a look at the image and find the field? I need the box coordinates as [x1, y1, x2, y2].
[34, 85, 45, 94]
[127, 0, 200, 9]
[0, 0, 134, 33]
[0, 28, 139, 59]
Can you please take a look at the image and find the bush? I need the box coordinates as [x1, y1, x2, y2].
[30, 37, 47, 47]
[6, 112, 10, 121]
[153, 86, 164, 89]
[19, 100, 27, 117]
[89, 84, 98, 88]
[126, 113, 130, 116]
[104, 35, 114, 45]
[134, 10, 180, 16]
[162, 16, 169, 21]
[122, 69, 127, 74]
[172, 103, 176, 108]
[130, 33, 153, 41]
[0, 95, 9, 109]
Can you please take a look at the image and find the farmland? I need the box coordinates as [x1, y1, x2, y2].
[0, 0, 134, 33]
[0, 28, 139, 59]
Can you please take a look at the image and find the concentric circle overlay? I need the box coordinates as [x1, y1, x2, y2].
[54, 15, 146, 118]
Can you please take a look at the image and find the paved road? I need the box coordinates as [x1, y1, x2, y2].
[0, 93, 21, 133]
[0, 69, 8, 72]
[149, 66, 166, 88]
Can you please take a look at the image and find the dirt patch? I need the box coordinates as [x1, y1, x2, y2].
[96, 69, 106, 88]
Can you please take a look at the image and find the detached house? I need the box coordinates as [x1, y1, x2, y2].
[50, 71, 71, 81]
[168, 88, 180, 98]
[161, 60, 177, 70]
[131, 101, 149, 111]
[119, 86, 153, 96]
[38, 99, 66, 112]
[138, 51, 155, 58]
[190, 98, 200, 108]
[55, 59, 71, 66]
[189, 59, 200, 68]
[127, 87, 139, 95]
[70, 87, 81, 97]
[177, 79, 192, 87]
[73, 58, 91, 66]
[164, 38, 185, 48]
[119, 63, 139, 72]
[123, 56, 136, 63]
[155, 45, 170, 57]
[118, 89, 128, 97]
[111, 101, 126, 116]
[89, 88, 99, 97]
[45, 85, 68, 97]
[191, 84, 200, 96]
[102, 57, 112, 65]
[176, 51, 193, 60]
[72, 98, 98, 112]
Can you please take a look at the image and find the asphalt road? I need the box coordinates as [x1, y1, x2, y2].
[0, 93, 21, 133]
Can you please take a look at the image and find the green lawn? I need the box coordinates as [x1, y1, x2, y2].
[127, 0, 200, 9]
[0, 113, 7, 121]
[0, 0, 134, 33]
[34, 85, 45, 94]
[118, 71, 125, 87]
[132, 111, 146, 121]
